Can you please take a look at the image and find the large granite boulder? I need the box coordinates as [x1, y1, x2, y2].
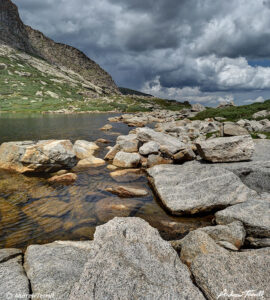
[0, 249, 29, 300]
[147, 163, 256, 215]
[24, 241, 93, 300]
[0, 140, 77, 173]
[215, 199, 270, 238]
[69, 217, 205, 300]
[137, 127, 185, 155]
[196, 135, 254, 162]
[190, 248, 270, 300]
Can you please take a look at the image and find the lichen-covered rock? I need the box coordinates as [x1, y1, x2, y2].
[0, 140, 77, 173]
[147, 163, 256, 215]
[69, 217, 205, 300]
[196, 135, 254, 162]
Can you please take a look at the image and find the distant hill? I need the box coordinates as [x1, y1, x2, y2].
[119, 87, 153, 97]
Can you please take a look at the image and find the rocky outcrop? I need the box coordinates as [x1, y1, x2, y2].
[0, 140, 77, 173]
[0, 0, 119, 95]
[196, 135, 254, 162]
[68, 217, 205, 300]
[147, 163, 256, 215]
[221, 122, 249, 136]
[24, 241, 92, 300]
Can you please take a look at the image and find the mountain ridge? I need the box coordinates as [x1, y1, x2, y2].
[0, 0, 119, 95]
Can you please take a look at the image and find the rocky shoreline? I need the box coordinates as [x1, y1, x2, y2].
[0, 107, 269, 299]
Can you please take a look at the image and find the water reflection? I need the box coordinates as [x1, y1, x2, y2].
[0, 113, 213, 249]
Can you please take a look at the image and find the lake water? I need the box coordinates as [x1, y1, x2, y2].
[0, 112, 212, 250]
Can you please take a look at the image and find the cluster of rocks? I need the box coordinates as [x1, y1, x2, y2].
[0, 139, 105, 183]
[1, 217, 269, 299]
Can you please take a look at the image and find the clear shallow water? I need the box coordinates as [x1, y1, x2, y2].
[0, 113, 212, 250]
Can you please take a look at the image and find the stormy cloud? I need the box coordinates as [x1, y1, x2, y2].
[13, 0, 270, 105]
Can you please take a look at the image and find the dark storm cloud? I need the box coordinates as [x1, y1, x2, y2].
[12, 0, 270, 105]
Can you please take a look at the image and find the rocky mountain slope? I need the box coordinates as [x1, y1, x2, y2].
[0, 0, 118, 95]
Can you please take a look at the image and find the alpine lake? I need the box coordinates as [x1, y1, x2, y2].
[0, 112, 212, 250]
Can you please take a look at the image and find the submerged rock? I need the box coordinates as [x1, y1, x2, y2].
[196, 135, 254, 162]
[106, 186, 148, 197]
[147, 163, 256, 215]
[68, 217, 205, 300]
[0, 140, 77, 173]
[48, 173, 77, 184]
[24, 241, 92, 300]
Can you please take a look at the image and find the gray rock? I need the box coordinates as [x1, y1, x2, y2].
[137, 127, 185, 154]
[24, 241, 92, 300]
[0, 255, 29, 300]
[215, 199, 270, 238]
[191, 103, 206, 112]
[222, 122, 249, 136]
[147, 154, 173, 168]
[0, 248, 22, 263]
[139, 141, 160, 155]
[0, 140, 77, 173]
[200, 221, 246, 250]
[246, 237, 270, 248]
[116, 134, 139, 153]
[69, 217, 205, 300]
[218, 140, 270, 193]
[113, 151, 141, 168]
[147, 163, 256, 215]
[252, 110, 270, 119]
[196, 135, 254, 162]
[190, 248, 270, 300]
[180, 230, 228, 266]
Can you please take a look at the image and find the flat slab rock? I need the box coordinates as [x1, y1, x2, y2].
[69, 217, 205, 300]
[24, 241, 92, 300]
[191, 248, 270, 300]
[196, 135, 254, 162]
[215, 198, 270, 238]
[0, 250, 29, 300]
[147, 163, 256, 215]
